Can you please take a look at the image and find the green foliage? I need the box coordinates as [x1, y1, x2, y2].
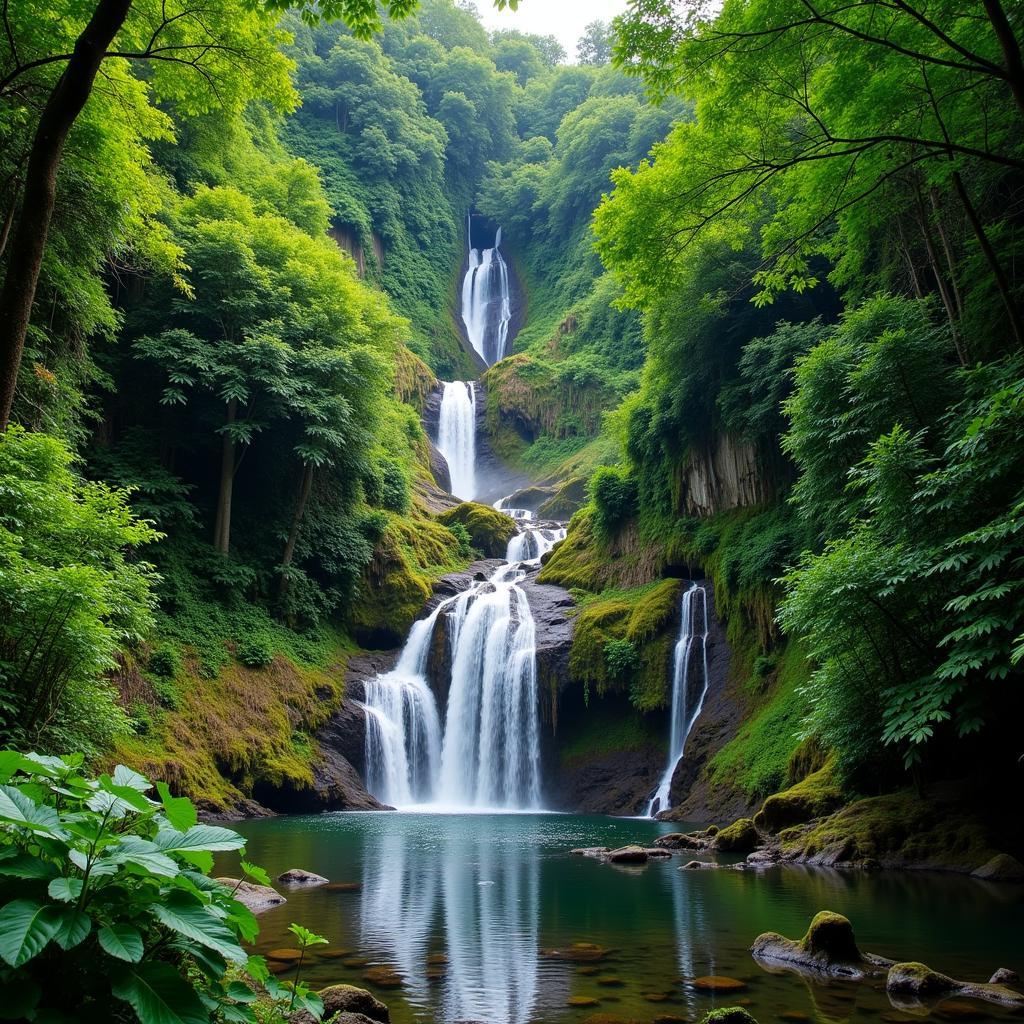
[0, 752, 325, 1024]
[147, 646, 180, 680]
[235, 637, 274, 670]
[590, 466, 638, 541]
[436, 502, 517, 558]
[0, 428, 158, 758]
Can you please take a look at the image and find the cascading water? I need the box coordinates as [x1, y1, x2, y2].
[436, 381, 477, 500]
[361, 507, 562, 810]
[461, 221, 512, 366]
[647, 582, 710, 817]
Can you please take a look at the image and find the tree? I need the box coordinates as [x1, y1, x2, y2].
[577, 20, 613, 65]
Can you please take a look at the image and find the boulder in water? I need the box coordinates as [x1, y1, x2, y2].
[715, 818, 759, 853]
[607, 845, 649, 864]
[215, 878, 285, 913]
[751, 911, 891, 979]
[971, 853, 1024, 881]
[886, 962, 1024, 1008]
[990, 967, 1020, 985]
[698, 1010, 759, 1024]
[289, 983, 390, 1024]
[361, 966, 403, 989]
[278, 868, 329, 887]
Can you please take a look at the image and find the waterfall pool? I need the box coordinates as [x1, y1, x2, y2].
[227, 811, 1023, 1024]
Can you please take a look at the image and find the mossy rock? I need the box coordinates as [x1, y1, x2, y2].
[757, 760, 843, 833]
[437, 502, 517, 558]
[887, 962, 1024, 1008]
[699, 1010, 759, 1024]
[715, 817, 759, 853]
[800, 911, 862, 961]
[751, 911, 884, 979]
[779, 790, 1001, 871]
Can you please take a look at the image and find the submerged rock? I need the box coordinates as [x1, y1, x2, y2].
[750, 910, 891, 979]
[542, 942, 611, 963]
[886, 962, 1024, 1008]
[989, 967, 1020, 985]
[698, 1010, 759, 1024]
[216, 878, 286, 913]
[278, 868, 329, 887]
[971, 853, 1024, 881]
[567, 996, 601, 1007]
[692, 976, 747, 992]
[607, 845, 649, 864]
[361, 966, 402, 989]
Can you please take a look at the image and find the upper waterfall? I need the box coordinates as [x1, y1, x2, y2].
[461, 220, 512, 366]
[647, 582, 710, 817]
[436, 381, 477, 501]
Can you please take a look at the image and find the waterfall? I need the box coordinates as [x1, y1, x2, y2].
[461, 223, 512, 367]
[506, 525, 566, 566]
[362, 558, 545, 810]
[647, 583, 710, 817]
[436, 381, 477, 500]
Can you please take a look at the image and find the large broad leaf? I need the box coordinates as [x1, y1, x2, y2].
[0, 899, 60, 966]
[112, 765, 152, 793]
[110, 962, 209, 1024]
[105, 836, 180, 878]
[0, 786, 63, 836]
[151, 892, 246, 963]
[51, 907, 91, 950]
[98, 923, 144, 962]
[0, 852, 58, 880]
[154, 825, 246, 855]
[155, 782, 197, 832]
[47, 877, 84, 903]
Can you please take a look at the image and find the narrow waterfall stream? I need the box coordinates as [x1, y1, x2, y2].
[436, 381, 477, 500]
[460, 221, 512, 367]
[647, 583, 710, 817]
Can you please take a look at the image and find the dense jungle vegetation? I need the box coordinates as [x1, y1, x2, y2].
[1, 0, 1024, 1018]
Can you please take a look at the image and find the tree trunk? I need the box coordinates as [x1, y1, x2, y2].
[950, 169, 1024, 349]
[982, 0, 1024, 118]
[0, 0, 133, 430]
[214, 397, 237, 554]
[279, 464, 315, 596]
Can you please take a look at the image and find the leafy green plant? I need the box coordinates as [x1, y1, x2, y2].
[235, 636, 274, 669]
[147, 645, 180, 679]
[590, 466, 638, 540]
[0, 751, 324, 1024]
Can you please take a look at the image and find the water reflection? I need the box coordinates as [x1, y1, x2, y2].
[359, 815, 542, 1024]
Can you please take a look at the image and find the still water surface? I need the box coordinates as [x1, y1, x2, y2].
[229, 812, 1024, 1024]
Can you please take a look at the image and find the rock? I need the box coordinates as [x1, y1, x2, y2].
[886, 962, 1024, 1008]
[426, 952, 448, 965]
[567, 996, 601, 1007]
[681, 859, 717, 870]
[596, 976, 624, 987]
[607, 845, 649, 864]
[750, 911, 890, 979]
[278, 868, 329, 887]
[989, 967, 1020, 984]
[692, 976, 747, 992]
[572, 847, 611, 858]
[216, 878, 285, 913]
[654, 832, 709, 850]
[324, 881, 362, 892]
[267, 948, 303, 962]
[715, 818, 759, 853]
[971, 853, 1024, 881]
[320, 948, 353, 960]
[698, 1010, 759, 1024]
[361, 966, 403, 989]
[756, 764, 843, 833]
[777, 1014, 811, 1022]
[746, 849, 780, 866]
[289, 983, 390, 1024]
[543, 942, 611, 963]
[642, 992, 671, 1002]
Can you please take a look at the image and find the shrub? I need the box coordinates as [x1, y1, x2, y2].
[590, 466, 638, 540]
[147, 644, 180, 679]
[447, 522, 475, 558]
[364, 459, 410, 513]
[0, 751, 324, 1023]
[604, 637, 640, 686]
[236, 635, 274, 669]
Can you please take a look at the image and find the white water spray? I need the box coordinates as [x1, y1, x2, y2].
[647, 583, 710, 817]
[436, 381, 477, 500]
[461, 221, 512, 366]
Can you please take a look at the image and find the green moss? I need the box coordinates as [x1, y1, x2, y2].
[780, 791, 1000, 870]
[706, 639, 811, 800]
[714, 817, 759, 852]
[113, 641, 349, 813]
[699, 1009, 758, 1024]
[538, 506, 666, 592]
[437, 501, 517, 559]
[568, 579, 683, 711]
[756, 759, 843, 833]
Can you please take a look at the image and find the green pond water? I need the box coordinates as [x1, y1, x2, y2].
[228, 812, 1024, 1024]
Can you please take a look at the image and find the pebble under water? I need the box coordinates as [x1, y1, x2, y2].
[225, 812, 1024, 1024]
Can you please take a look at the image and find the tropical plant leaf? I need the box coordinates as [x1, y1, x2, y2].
[51, 907, 91, 950]
[155, 782, 197, 832]
[151, 892, 247, 963]
[0, 899, 60, 966]
[99, 923, 145, 962]
[110, 962, 209, 1024]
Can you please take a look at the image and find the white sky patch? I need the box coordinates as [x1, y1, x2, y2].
[476, 0, 630, 63]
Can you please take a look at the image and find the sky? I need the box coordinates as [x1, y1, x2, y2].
[476, 0, 630, 63]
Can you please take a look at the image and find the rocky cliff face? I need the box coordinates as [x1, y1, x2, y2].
[679, 433, 776, 516]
